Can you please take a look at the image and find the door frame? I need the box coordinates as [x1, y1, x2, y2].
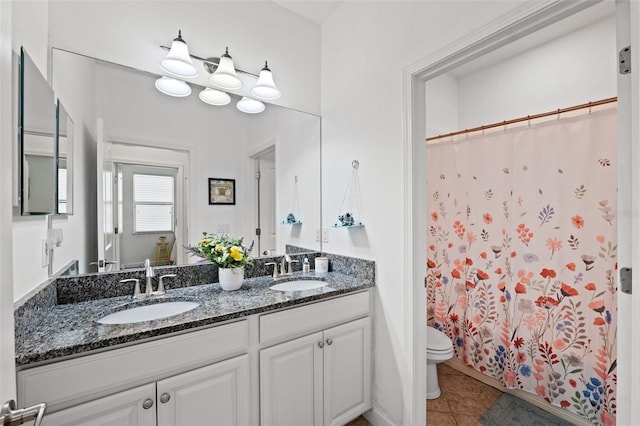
[0, 0, 16, 402]
[108, 141, 190, 267]
[247, 139, 277, 257]
[402, 1, 637, 424]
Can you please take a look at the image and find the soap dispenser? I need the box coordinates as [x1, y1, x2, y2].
[303, 257, 310, 273]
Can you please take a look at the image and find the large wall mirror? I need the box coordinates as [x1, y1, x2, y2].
[52, 48, 322, 274]
[19, 47, 57, 215]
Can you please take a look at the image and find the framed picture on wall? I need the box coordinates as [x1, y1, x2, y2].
[209, 178, 236, 205]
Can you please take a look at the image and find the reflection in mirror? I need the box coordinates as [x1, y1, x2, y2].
[52, 48, 321, 273]
[56, 101, 74, 214]
[19, 47, 57, 215]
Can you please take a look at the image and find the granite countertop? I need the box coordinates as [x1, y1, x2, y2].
[15, 271, 373, 367]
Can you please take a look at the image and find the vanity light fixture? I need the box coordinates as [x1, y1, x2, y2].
[157, 37, 282, 113]
[160, 30, 198, 78]
[199, 87, 231, 106]
[209, 47, 243, 90]
[155, 76, 192, 97]
[236, 97, 265, 114]
[250, 61, 281, 100]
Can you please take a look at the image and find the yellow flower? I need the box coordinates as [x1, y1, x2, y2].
[200, 238, 212, 245]
[229, 246, 243, 261]
[215, 245, 224, 251]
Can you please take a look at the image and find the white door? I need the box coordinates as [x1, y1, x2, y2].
[323, 318, 371, 426]
[258, 157, 276, 255]
[95, 118, 118, 272]
[41, 384, 156, 426]
[260, 332, 324, 426]
[156, 355, 250, 426]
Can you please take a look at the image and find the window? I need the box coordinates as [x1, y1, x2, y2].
[133, 174, 174, 233]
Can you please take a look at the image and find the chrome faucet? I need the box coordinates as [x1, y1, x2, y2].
[266, 261, 280, 278]
[144, 259, 155, 296]
[120, 264, 175, 299]
[281, 255, 299, 276]
[120, 278, 144, 299]
[156, 274, 176, 295]
[267, 255, 300, 279]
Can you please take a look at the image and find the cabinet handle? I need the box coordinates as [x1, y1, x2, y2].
[160, 393, 171, 404]
[142, 399, 154, 410]
[317, 341, 324, 348]
[326, 338, 333, 346]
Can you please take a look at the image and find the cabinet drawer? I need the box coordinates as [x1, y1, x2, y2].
[18, 320, 248, 413]
[260, 291, 369, 345]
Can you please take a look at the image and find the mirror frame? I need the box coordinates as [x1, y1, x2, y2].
[18, 46, 58, 216]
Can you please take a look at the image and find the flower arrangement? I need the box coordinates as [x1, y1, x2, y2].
[185, 233, 253, 269]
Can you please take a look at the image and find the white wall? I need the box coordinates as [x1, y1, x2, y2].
[425, 73, 459, 137]
[457, 14, 616, 129]
[11, 0, 51, 300]
[320, 2, 523, 422]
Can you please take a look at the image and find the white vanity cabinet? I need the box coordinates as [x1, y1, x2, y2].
[18, 289, 372, 426]
[18, 321, 249, 425]
[41, 354, 249, 426]
[156, 354, 249, 426]
[259, 291, 371, 426]
[42, 383, 157, 426]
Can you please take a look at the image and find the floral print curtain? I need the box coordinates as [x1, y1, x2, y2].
[426, 108, 617, 425]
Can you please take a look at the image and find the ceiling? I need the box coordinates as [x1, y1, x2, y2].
[272, 0, 342, 24]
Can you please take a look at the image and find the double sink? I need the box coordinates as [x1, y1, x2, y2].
[97, 279, 328, 325]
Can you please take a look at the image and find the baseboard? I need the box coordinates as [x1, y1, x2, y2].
[445, 359, 592, 426]
[362, 407, 397, 426]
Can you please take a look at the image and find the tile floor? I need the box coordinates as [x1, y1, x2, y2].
[427, 363, 503, 425]
[346, 363, 504, 426]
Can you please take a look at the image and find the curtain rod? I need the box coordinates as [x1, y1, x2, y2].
[426, 96, 617, 142]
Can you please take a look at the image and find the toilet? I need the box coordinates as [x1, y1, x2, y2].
[426, 326, 454, 399]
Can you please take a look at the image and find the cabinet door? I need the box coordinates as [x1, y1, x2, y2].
[156, 354, 250, 426]
[323, 317, 371, 426]
[41, 383, 156, 426]
[260, 332, 324, 426]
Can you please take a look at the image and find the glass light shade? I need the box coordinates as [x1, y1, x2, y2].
[209, 53, 243, 90]
[250, 65, 281, 100]
[160, 38, 198, 78]
[236, 97, 265, 114]
[155, 77, 192, 97]
[199, 88, 231, 106]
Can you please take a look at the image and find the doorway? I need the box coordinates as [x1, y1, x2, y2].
[116, 163, 178, 268]
[99, 142, 189, 271]
[251, 146, 277, 256]
[404, 1, 637, 425]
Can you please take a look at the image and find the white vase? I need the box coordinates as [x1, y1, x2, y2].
[218, 267, 244, 291]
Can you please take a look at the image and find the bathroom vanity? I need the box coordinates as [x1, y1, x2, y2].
[14, 257, 374, 426]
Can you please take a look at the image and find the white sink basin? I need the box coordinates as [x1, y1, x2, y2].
[269, 280, 328, 292]
[97, 301, 199, 325]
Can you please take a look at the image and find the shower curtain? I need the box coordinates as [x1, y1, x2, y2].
[426, 108, 617, 425]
